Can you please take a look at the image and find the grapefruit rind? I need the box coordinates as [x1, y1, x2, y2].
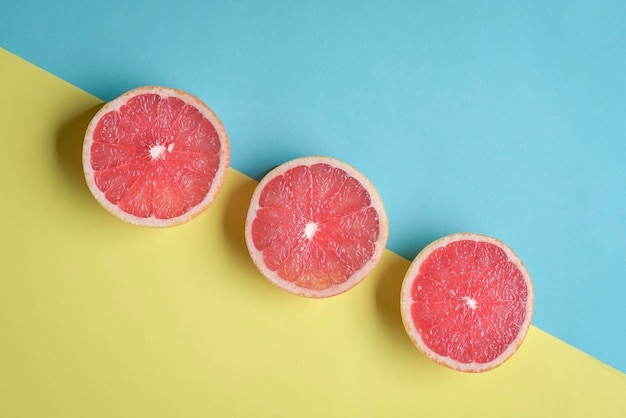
[245, 156, 389, 298]
[400, 233, 534, 373]
[82, 86, 230, 227]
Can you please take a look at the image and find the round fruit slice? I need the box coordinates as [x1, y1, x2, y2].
[245, 156, 388, 298]
[400, 233, 533, 372]
[83, 86, 230, 227]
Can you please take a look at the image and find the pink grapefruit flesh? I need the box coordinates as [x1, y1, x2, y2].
[400, 233, 533, 372]
[245, 156, 388, 298]
[83, 86, 230, 227]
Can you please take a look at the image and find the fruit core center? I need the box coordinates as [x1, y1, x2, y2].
[150, 145, 166, 160]
[463, 296, 477, 310]
[303, 222, 318, 240]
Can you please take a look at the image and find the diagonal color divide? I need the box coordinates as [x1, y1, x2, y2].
[2, 1, 626, 375]
[0, 48, 625, 418]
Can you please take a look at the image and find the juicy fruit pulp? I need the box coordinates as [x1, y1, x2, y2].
[83, 86, 229, 227]
[246, 157, 388, 298]
[401, 233, 533, 372]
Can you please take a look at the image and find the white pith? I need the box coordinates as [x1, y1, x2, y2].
[463, 296, 477, 310]
[150, 144, 166, 160]
[303, 222, 318, 240]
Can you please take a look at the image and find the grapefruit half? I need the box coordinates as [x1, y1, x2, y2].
[83, 86, 230, 227]
[245, 156, 388, 298]
[400, 233, 534, 372]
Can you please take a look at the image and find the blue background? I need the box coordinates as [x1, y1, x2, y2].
[2, 0, 625, 373]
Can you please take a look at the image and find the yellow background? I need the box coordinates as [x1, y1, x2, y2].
[1, 48, 625, 417]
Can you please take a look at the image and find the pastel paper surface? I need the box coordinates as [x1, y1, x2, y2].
[2, 1, 625, 373]
[0, 48, 625, 417]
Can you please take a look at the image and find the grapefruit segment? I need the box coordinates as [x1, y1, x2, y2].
[93, 111, 129, 145]
[94, 159, 150, 205]
[310, 163, 347, 200]
[323, 176, 372, 219]
[90, 142, 148, 171]
[118, 168, 155, 218]
[83, 86, 230, 227]
[245, 156, 388, 298]
[154, 96, 186, 134]
[120, 93, 161, 132]
[400, 233, 534, 372]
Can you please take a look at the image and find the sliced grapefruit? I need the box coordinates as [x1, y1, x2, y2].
[245, 156, 388, 298]
[400, 233, 534, 372]
[82, 86, 230, 227]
